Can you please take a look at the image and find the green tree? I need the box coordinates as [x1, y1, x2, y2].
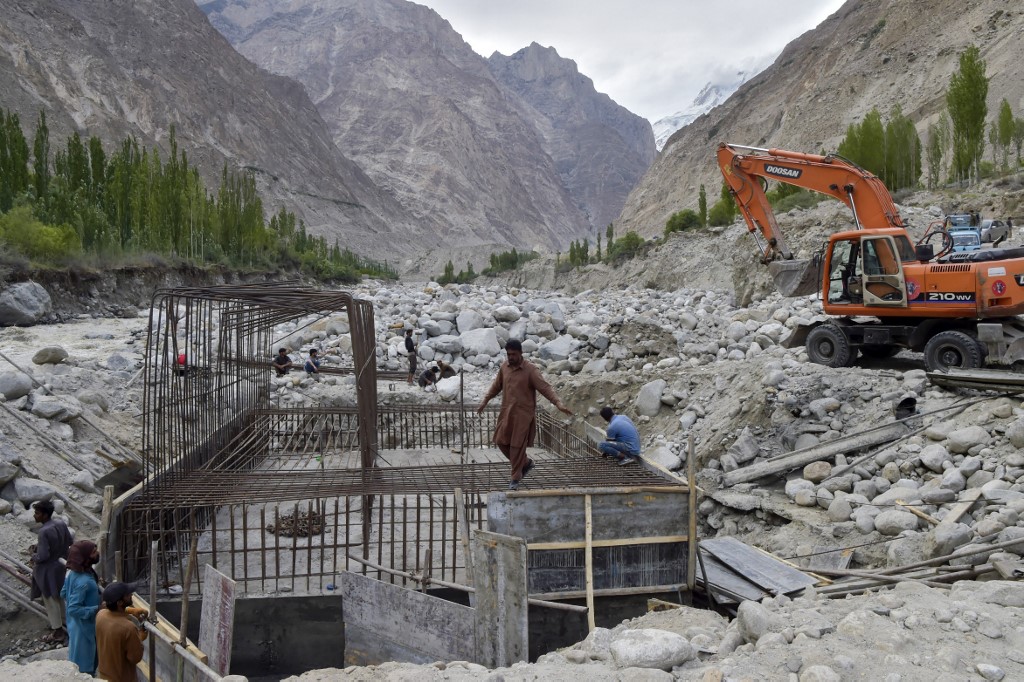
[595, 233, 601, 261]
[946, 45, 989, 183]
[698, 184, 708, 227]
[32, 110, 50, 203]
[838, 108, 885, 180]
[1013, 117, 1024, 167]
[664, 209, 700, 236]
[441, 260, 455, 284]
[607, 231, 643, 261]
[997, 99, 1014, 168]
[883, 105, 921, 190]
[0, 205, 80, 262]
[988, 121, 999, 165]
[926, 114, 951, 188]
[707, 181, 736, 226]
[605, 223, 614, 253]
[0, 110, 31, 212]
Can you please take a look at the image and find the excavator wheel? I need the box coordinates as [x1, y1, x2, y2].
[805, 324, 853, 368]
[924, 331, 983, 372]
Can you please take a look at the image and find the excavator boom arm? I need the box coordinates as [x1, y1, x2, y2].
[717, 143, 905, 260]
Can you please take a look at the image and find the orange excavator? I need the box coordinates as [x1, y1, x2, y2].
[717, 143, 1024, 371]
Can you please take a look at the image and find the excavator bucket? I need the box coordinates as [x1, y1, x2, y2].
[768, 258, 819, 297]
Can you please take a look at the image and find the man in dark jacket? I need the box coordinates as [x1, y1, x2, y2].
[30, 500, 73, 642]
[404, 329, 417, 384]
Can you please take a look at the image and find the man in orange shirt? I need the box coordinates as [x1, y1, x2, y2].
[478, 339, 573, 490]
[96, 582, 147, 682]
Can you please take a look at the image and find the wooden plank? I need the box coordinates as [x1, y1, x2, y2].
[695, 550, 770, 603]
[527, 535, 688, 550]
[723, 422, 908, 486]
[936, 488, 984, 531]
[584, 495, 595, 633]
[896, 500, 940, 526]
[530, 583, 686, 600]
[701, 537, 817, 595]
[687, 433, 697, 593]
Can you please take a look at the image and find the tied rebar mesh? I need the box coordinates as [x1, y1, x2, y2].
[121, 284, 681, 591]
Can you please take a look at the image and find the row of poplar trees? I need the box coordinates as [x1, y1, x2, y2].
[0, 109, 393, 279]
[838, 45, 1022, 191]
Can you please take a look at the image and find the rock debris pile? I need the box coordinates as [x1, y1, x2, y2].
[2, 272, 1024, 680]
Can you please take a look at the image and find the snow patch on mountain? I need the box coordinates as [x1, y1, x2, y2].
[652, 68, 760, 151]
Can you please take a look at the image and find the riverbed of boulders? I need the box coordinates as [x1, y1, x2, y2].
[2, 249, 1024, 678]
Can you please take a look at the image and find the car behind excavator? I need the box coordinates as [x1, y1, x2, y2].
[717, 143, 1024, 371]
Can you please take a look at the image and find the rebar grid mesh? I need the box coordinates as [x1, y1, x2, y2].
[122, 285, 682, 591]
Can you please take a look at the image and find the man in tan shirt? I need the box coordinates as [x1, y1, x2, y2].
[478, 339, 573, 490]
[96, 582, 146, 682]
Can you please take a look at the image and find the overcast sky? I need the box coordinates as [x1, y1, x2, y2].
[416, 0, 847, 122]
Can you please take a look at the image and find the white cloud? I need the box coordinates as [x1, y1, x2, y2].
[416, 0, 846, 121]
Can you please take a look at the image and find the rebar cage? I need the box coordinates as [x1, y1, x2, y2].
[116, 284, 680, 595]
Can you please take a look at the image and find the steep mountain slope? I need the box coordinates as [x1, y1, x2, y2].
[619, 0, 1024, 240]
[488, 43, 655, 233]
[0, 0, 421, 260]
[201, 0, 653, 256]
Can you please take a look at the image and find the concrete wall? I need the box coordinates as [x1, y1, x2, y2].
[158, 593, 344, 678]
[488, 489, 689, 594]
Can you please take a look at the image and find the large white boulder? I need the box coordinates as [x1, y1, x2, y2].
[538, 335, 577, 362]
[459, 328, 500, 357]
[635, 379, 667, 417]
[0, 372, 33, 400]
[455, 309, 485, 333]
[0, 282, 52, 326]
[609, 629, 694, 670]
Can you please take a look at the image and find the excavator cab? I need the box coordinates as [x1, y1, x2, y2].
[823, 232, 909, 309]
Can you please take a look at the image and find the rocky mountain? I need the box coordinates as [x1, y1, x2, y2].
[0, 0, 422, 261]
[200, 0, 654, 262]
[619, 0, 1024, 241]
[488, 43, 656, 234]
[651, 70, 759, 151]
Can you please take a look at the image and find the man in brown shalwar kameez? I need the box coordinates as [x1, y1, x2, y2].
[477, 339, 573, 490]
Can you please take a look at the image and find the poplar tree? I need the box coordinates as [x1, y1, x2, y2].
[997, 99, 1014, 168]
[698, 184, 707, 227]
[32, 111, 50, 202]
[946, 45, 988, 183]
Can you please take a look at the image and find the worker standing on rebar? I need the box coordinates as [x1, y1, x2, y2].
[477, 339, 573, 490]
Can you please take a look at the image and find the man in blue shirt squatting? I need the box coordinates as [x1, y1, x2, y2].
[599, 406, 641, 465]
